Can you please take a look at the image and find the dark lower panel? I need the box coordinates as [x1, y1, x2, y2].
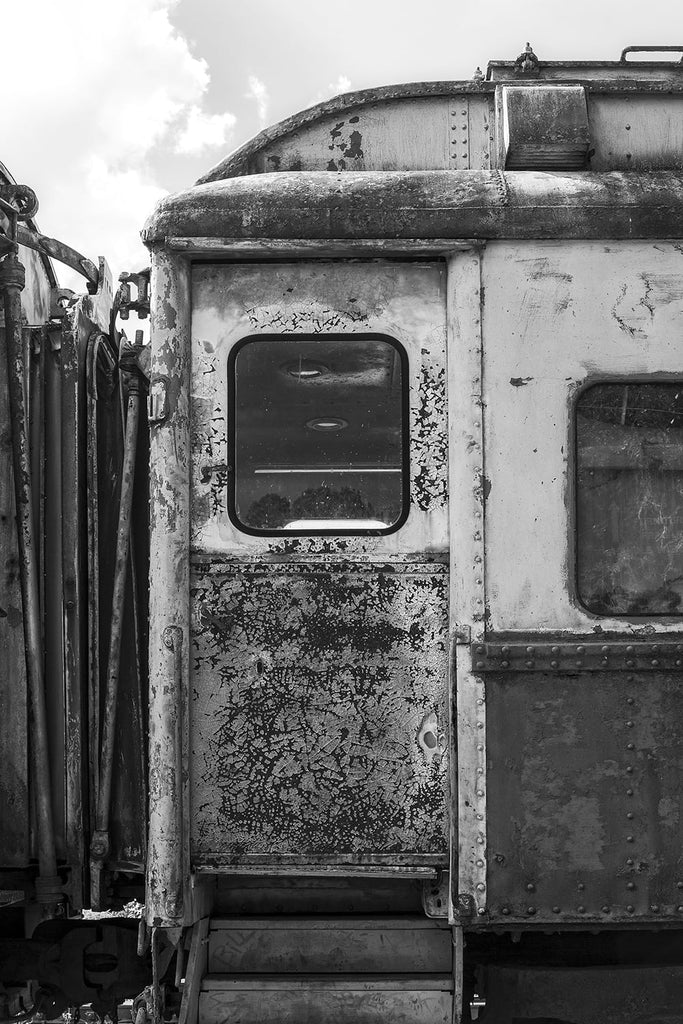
[485, 671, 683, 925]
[190, 563, 449, 863]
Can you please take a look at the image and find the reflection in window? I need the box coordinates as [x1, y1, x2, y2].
[231, 336, 406, 533]
[577, 382, 683, 615]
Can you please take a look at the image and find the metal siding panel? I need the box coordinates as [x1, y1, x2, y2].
[190, 563, 449, 864]
[485, 671, 683, 924]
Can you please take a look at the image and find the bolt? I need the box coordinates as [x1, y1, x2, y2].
[578, 905, 586, 913]
[626, 858, 634, 866]
[627, 812, 634, 820]
[627, 697, 634, 705]
[526, 883, 536, 892]
[552, 906, 561, 913]
[502, 906, 510, 915]
[626, 720, 634, 728]
[627, 882, 636, 890]
[627, 742, 635, 750]
[626, 836, 634, 843]
[627, 905, 635, 913]
[577, 883, 585, 891]
[576, 646, 585, 655]
[602, 905, 610, 913]
[527, 907, 536, 915]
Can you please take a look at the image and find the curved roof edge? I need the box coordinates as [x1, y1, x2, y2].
[144, 169, 683, 245]
[196, 81, 487, 184]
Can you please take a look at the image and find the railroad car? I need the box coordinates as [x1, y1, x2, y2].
[3, 42, 683, 1024]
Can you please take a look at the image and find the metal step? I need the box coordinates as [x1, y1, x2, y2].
[200, 973, 454, 1024]
[208, 914, 453, 974]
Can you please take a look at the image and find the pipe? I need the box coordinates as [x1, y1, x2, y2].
[0, 252, 60, 911]
[90, 378, 140, 904]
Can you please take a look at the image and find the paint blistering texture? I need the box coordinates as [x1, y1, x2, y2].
[412, 361, 448, 512]
[189, 562, 449, 863]
[486, 670, 683, 923]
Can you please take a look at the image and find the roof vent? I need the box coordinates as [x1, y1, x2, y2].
[501, 85, 590, 170]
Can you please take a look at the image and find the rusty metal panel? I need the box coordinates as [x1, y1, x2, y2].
[589, 94, 683, 170]
[190, 562, 449, 865]
[0, 329, 29, 866]
[191, 261, 448, 560]
[484, 671, 683, 925]
[252, 97, 453, 173]
[482, 240, 683, 635]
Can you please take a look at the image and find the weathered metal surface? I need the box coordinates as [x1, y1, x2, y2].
[190, 562, 449, 864]
[501, 85, 589, 168]
[588, 94, 683, 170]
[482, 239, 683, 635]
[146, 249, 191, 927]
[15, 223, 99, 290]
[0, 321, 29, 866]
[448, 97, 492, 170]
[482, 964, 683, 1024]
[248, 96, 493, 175]
[199, 977, 453, 1024]
[208, 916, 452, 974]
[446, 251, 487, 924]
[143, 171, 683, 245]
[471, 640, 683, 672]
[0, 253, 59, 902]
[484, 671, 683, 925]
[190, 261, 448, 559]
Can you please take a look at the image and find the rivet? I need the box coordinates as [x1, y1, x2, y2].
[526, 883, 536, 892]
[477, 698, 484, 705]
[678, 906, 683, 912]
[552, 906, 561, 913]
[477, 908, 486, 916]
[476, 882, 485, 891]
[477, 767, 484, 775]
[626, 660, 635, 667]
[461, 110, 467, 115]
[451, 124, 457, 131]
[626, 645, 634, 653]
[626, 789, 633, 796]
[526, 646, 535, 654]
[527, 907, 536, 915]
[551, 646, 560, 654]
[627, 905, 635, 913]
[677, 881, 683, 889]
[476, 661, 484, 669]
[576, 645, 585, 655]
[626, 859, 634, 866]
[626, 766, 634, 773]
[627, 882, 636, 890]
[652, 659, 660, 667]
[477, 744, 484, 751]
[576, 660, 583, 668]
[626, 835, 634, 843]
[477, 837, 485, 844]
[651, 904, 660, 913]
[501, 906, 510, 915]
[626, 812, 634, 820]
[651, 644, 659, 653]
[476, 859, 485, 867]
[626, 697, 634, 705]
[475, 578, 482, 586]
[501, 660, 509, 669]
[550, 660, 558, 669]
[526, 660, 534, 668]
[602, 645, 610, 653]
[476, 645, 485, 654]
[626, 676, 634, 682]
[477, 722, 484, 730]
[501, 646, 510, 655]
[626, 720, 634, 728]
[577, 905, 586, 913]
[577, 883, 585, 891]
[602, 905, 610, 913]
[627, 742, 635, 750]
[676, 659, 682, 667]
[476, 813, 484, 820]
[476, 790, 485, 797]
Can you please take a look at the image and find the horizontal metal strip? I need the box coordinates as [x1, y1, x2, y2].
[470, 640, 683, 672]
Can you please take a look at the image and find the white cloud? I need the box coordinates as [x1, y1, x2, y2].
[2, 0, 236, 290]
[245, 75, 270, 127]
[175, 105, 237, 155]
[307, 74, 353, 108]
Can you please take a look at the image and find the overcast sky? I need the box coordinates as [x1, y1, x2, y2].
[4, 0, 681, 291]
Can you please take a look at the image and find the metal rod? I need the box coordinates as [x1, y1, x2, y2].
[92, 383, 140, 861]
[0, 254, 59, 899]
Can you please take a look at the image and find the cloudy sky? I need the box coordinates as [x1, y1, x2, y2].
[4, 0, 681, 290]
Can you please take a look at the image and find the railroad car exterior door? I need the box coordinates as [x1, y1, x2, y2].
[187, 260, 450, 870]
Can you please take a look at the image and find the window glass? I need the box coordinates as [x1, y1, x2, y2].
[577, 382, 683, 615]
[231, 335, 406, 534]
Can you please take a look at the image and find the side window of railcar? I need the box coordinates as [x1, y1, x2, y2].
[576, 382, 683, 615]
[229, 334, 408, 535]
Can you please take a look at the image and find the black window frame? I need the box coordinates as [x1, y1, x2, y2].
[227, 332, 411, 537]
